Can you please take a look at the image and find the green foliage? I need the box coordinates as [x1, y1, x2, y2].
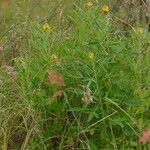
[1, 0, 150, 149]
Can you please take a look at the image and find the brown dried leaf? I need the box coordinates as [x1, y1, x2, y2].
[53, 90, 64, 98]
[139, 127, 150, 145]
[48, 91, 64, 105]
[48, 70, 65, 86]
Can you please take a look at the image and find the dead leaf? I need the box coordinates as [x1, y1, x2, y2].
[53, 90, 64, 98]
[139, 127, 150, 145]
[48, 91, 64, 104]
[48, 70, 65, 86]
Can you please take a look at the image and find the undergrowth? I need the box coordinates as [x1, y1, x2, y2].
[1, 0, 150, 149]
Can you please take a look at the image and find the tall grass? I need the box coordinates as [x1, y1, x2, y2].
[1, 0, 150, 149]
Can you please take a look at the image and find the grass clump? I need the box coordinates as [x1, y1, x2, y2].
[1, 1, 150, 149]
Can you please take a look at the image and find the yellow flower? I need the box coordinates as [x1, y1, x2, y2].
[87, 52, 94, 60]
[86, 2, 93, 8]
[51, 54, 58, 61]
[102, 5, 110, 14]
[43, 23, 50, 30]
[136, 27, 144, 34]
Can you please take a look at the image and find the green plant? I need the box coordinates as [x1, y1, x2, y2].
[1, 1, 150, 149]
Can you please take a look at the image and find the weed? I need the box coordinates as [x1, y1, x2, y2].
[1, 0, 150, 149]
